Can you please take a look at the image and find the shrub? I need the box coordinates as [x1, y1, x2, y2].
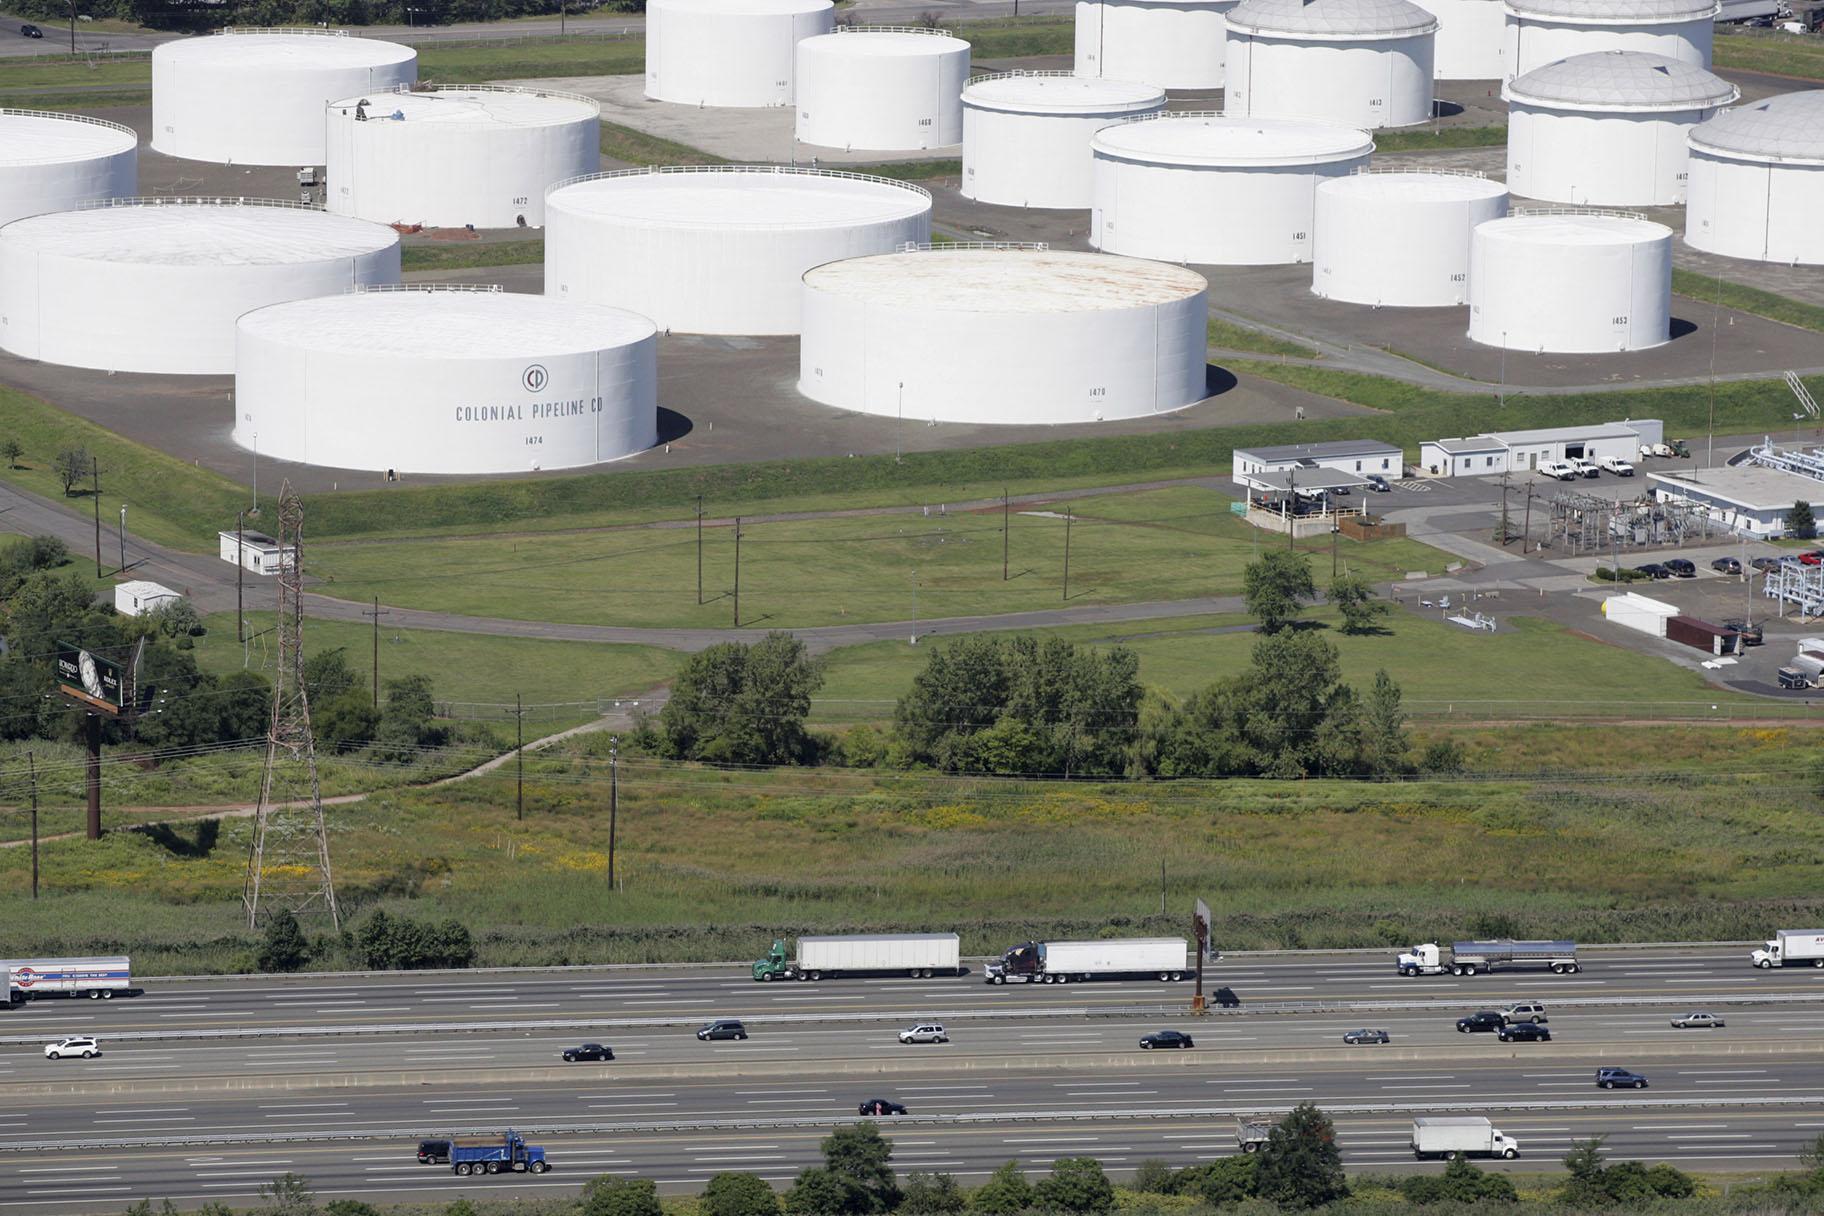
[1130, 1161, 1175, 1195]
[1034, 1157, 1115, 1215]
[900, 1172, 967, 1215]
[971, 1162, 1034, 1215]
[1253, 1103, 1347, 1210]
[256, 909, 310, 974]
[583, 1176, 663, 1216]
[705, 1172, 782, 1216]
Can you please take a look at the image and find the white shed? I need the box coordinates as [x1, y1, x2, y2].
[114, 580, 182, 617]
[1232, 439, 1405, 488]
[1602, 591, 1679, 637]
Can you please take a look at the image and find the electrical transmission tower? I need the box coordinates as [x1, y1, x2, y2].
[242, 482, 340, 930]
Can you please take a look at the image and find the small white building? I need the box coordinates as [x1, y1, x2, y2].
[114, 580, 182, 617]
[1232, 439, 1405, 490]
[1648, 466, 1822, 538]
[219, 529, 295, 576]
[1601, 590, 1678, 638]
[1420, 419, 1664, 475]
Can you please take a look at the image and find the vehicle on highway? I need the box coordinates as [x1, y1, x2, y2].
[697, 1019, 748, 1041]
[753, 933, 960, 981]
[859, 1098, 907, 1116]
[1663, 558, 1697, 578]
[561, 1043, 613, 1062]
[0, 955, 135, 999]
[1597, 1067, 1649, 1089]
[21, 23, 42, 37]
[1139, 1030, 1194, 1049]
[450, 1129, 549, 1176]
[1499, 1002, 1548, 1024]
[899, 1023, 948, 1044]
[1236, 1117, 1272, 1153]
[1632, 563, 1670, 579]
[1600, 457, 1635, 476]
[1366, 474, 1391, 492]
[1456, 1011, 1504, 1033]
[1712, 557, 1742, 575]
[985, 937, 1190, 984]
[1538, 460, 1579, 481]
[1413, 1116, 1519, 1160]
[1670, 1011, 1726, 1029]
[1400, 940, 1580, 977]
[43, 1036, 100, 1059]
[1753, 929, 1824, 968]
[1723, 617, 1763, 645]
[418, 1140, 452, 1165]
[1497, 1020, 1552, 1042]
[1342, 1028, 1391, 1045]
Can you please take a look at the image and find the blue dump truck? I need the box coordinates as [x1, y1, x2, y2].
[449, 1130, 550, 1176]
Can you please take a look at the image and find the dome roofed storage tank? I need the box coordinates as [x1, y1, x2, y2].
[326, 85, 601, 229]
[152, 28, 417, 166]
[795, 27, 971, 151]
[1313, 169, 1509, 306]
[0, 110, 138, 228]
[1468, 208, 1673, 353]
[1074, 0, 1242, 90]
[1686, 90, 1824, 265]
[798, 244, 1210, 425]
[1502, 0, 1717, 81]
[1504, 51, 1737, 205]
[234, 286, 659, 475]
[962, 72, 1167, 209]
[1224, 0, 1438, 128]
[1411, 0, 1504, 80]
[645, 0, 834, 107]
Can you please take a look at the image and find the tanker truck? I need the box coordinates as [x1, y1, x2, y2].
[985, 937, 1190, 984]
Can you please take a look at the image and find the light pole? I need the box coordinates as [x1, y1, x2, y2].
[117, 504, 126, 574]
[607, 735, 619, 889]
[896, 381, 904, 464]
[249, 431, 260, 517]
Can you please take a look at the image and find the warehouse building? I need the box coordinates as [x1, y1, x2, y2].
[1419, 419, 1664, 475]
[1231, 439, 1405, 490]
[1647, 466, 1822, 538]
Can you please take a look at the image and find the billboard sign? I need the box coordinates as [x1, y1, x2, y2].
[55, 642, 124, 714]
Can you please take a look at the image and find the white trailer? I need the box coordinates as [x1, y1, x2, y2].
[753, 934, 961, 980]
[1751, 929, 1824, 968]
[1716, 0, 1788, 21]
[1413, 1117, 1519, 1160]
[0, 956, 134, 998]
[2, 966, 16, 1007]
[986, 937, 1190, 983]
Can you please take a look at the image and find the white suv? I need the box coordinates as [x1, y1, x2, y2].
[898, 1023, 948, 1044]
[44, 1036, 100, 1059]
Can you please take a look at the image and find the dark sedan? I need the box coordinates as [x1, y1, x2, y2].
[562, 1042, 614, 1062]
[1139, 1030, 1194, 1049]
[1456, 1011, 1504, 1033]
[859, 1098, 907, 1116]
[1498, 1021, 1553, 1043]
[1343, 1029, 1391, 1045]
[1663, 558, 1696, 578]
[1632, 563, 1669, 580]
[1711, 557, 1742, 575]
[1597, 1067, 1648, 1089]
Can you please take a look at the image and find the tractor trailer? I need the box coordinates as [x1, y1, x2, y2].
[1397, 941, 1579, 977]
[985, 937, 1190, 984]
[1751, 930, 1824, 968]
[1413, 1117, 1519, 1160]
[0, 956, 135, 998]
[753, 934, 961, 981]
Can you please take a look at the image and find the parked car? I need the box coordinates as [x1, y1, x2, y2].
[696, 1019, 748, 1041]
[1711, 557, 1742, 575]
[44, 1036, 100, 1059]
[1600, 458, 1635, 476]
[1670, 1011, 1726, 1029]
[1497, 1021, 1552, 1043]
[20, 23, 42, 37]
[1723, 618, 1763, 646]
[1663, 558, 1696, 578]
[1568, 458, 1600, 479]
[1597, 1067, 1649, 1089]
[562, 1043, 613, 1062]
[859, 1098, 907, 1116]
[1366, 474, 1391, 492]
[1641, 442, 1675, 459]
[1139, 1030, 1195, 1050]
[1538, 460, 1579, 481]
[1632, 563, 1670, 580]
[1799, 551, 1824, 566]
[1500, 1003, 1548, 1025]
[418, 1140, 453, 1165]
[1752, 556, 1784, 573]
[1456, 1011, 1504, 1033]
[899, 1023, 948, 1044]
[1342, 1028, 1391, 1045]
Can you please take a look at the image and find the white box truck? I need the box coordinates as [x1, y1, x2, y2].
[1751, 929, 1824, 968]
[752, 934, 961, 981]
[1413, 1117, 1519, 1160]
[0, 956, 135, 999]
[985, 937, 1190, 984]
[1398, 941, 1580, 976]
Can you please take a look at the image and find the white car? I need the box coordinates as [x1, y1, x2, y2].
[898, 1023, 948, 1044]
[44, 1036, 100, 1059]
[1538, 460, 1579, 481]
[1600, 458, 1635, 476]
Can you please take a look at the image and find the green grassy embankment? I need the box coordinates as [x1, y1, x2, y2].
[1208, 318, 1319, 359]
[1672, 269, 1824, 335]
[401, 239, 545, 271]
[1714, 28, 1824, 80]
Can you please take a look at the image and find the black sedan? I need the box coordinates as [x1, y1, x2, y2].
[1139, 1030, 1194, 1050]
[859, 1098, 907, 1116]
[20, 23, 43, 37]
[1632, 563, 1669, 580]
[1456, 1011, 1504, 1033]
[1498, 1021, 1553, 1042]
[1343, 1028, 1391, 1045]
[562, 1042, 614, 1062]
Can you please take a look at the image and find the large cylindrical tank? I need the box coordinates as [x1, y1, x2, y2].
[795, 27, 970, 150]
[1224, 0, 1438, 129]
[325, 85, 601, 229]
[1411, 0, 1504, 79]
[1505, 51, 1736, 206]
[0, 110, 138, 228]
[1091, 112, 1374, 264]
[1502, 0, 1718, 81]
[0, 198, 400, 375]
[152, 28, 416, 166]
[545, 165, 931, 335]
[962, 72, 1167, 209]
[1313, 169, 1509, 306]
[234, 286, 658, 474]
[1685, 90, 1824, 266]
[1074, 0, 1241, 90]
[1468, 210, 1672, 353]
[645, 0, 834, 107]
[798, 245, 1209, 425]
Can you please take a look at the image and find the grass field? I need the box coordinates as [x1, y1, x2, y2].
[962, 17, 1074, 60]
[846, 159, 962, 182]
[1374, 125, 1507, 153]
[420, 33, 643, 81]
[304, 487, 1443, 628]
[1672, 268, 1824, 334]
[600, 120, 728, 166]
[402, 238, 545, 271]
[1208, 317, 1319, 359]
[1714, 28, 1824, 80]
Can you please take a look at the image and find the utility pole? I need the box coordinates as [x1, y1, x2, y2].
[236, 510, 246, 643]
[896, 382, 904, 465]
[1287, 467, 1297, 551]
[91, 457, 101, 577]
[28, 750, 39, 900]
[1499, 476, 1511, 546]
[1002, 488, 1010, 581]
[1331, 522, 1339, 579]
[608, 735, 619, 889]
[117, 504, 127, 574]
[1062, 510, 1072, 601]
[695, 495, 704, 605]
[363, 598, 391, 707]
[1522, 483, 1534, 555]
[515, 694, 524, 822]
[732, 516, 742, 627]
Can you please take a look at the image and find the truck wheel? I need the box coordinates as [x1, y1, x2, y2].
[1503, 1148, 1517, 1159]
[455, 1164, 471, 1176]
[991, 975, 1004, 985]
[1462, 965, 1477, 976]
[810, 971, 822, 981]
[87, 990, 100, 999]
[100, 990, 112, 999]
[761, 972, 773, 981]
[1759, 959, 1773, 968]
[1569, 963, 1581, 973]
[533, 1161, 549, 1174]
[796, 972, 809, 981]
[1815, 959, 1824, 969]
[1242, 1143, 1258, 1154]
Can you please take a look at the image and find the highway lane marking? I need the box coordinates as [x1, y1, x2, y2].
[1679, 1068, 1769, 1074]
[1067, 1090, 1157, 1097]
[623, 999, 716, 1005]
[735, 1088, 828, 1094]
[22, 1187, 134, 1195]
[255, 1102, 350, 1109]
[1003, 1136, 1101, 1144]
[16, 1166, 119, 1173]
[1667, 1134, 1756, 1140]
[1635, 1124, 1730, 1130]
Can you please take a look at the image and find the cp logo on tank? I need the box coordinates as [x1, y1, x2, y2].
[522, 365, 549, 393]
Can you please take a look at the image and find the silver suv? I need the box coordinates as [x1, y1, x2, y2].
[898, 1023, 948, 1044]
[1500, 1003, 1547, 1025]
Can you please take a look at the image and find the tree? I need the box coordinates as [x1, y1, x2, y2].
[303, 648, 359, 702]
[256, 1172, 316, 1216]
[1792, 500, 1818, 541]
[374, 673, 445, 763]
[1032, 1157, 1114, 1214]
[257, 909, 309, 973]
[1328, 574, 1389, 636]
[1558, 1137, 1609, 1209]
[1253, 1102, 1347, 1210]
[1361, 669, 1410, 777]
[969, 1163, 1033, 1216]
[819, 1123, 898, 1215]
[898, 1172, 966, 1216]
[1129, 1160, 1174, 1195]
[583, 1176, 662, 1216]
[0, 438, 22, 468]
[1401, 1155, 1517, 1205]
[324, 1202, 383, 1216]
[705, 1172, 782, 1216]
[785, 1168, 852, 1216]
[54, 447, 91, 497]
[1180, 1156, 1257, 1206]
[661, 632, 824, 765]
[1242, 550, 1315, 634]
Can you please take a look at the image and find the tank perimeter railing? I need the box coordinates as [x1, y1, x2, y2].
[347, 80, 603, 114]
[218, 25, 349, 37]
[1348, 164, 1491, 180]
[352, 282, 503, 295]
[545, 162, 932, 202]
[834, 23, 956, 37]
[897, 240, 1049, 252]
[964, 68, 1167, 98]
[1512, 205, 1652, 223]
[74, 195, 323, 213]
[1, 108, 136, 138]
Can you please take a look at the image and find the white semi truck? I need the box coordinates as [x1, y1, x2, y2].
[1751, 929, 1824, 968]
[752, 934, 961, 981]
[1398, 941, 1580, 977]
[1412, 1117, 1519, 1160]
[985, 937, 1190, 984]
[0, 956, 135, 999]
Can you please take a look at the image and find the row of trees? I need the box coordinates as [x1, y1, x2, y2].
[256, 907, 475, 972]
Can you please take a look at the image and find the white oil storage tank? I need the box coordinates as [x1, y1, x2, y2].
[1091, 112, 1374, 264]
[795, 27, 970, 151]
[1224, 0, 1438, 130]
[1074, 0, 1241, 90]
[798, 244, 1210, 425]
[1468, 209, 1672, 353]
[1412, 0, 1504, 79]
[0, 110, 137, 228]
[1505, 51, 1737, 206]
[326, 85, 601, 229]
[645, 0, 834, 107]
[152, 28, 416, 166]
[545, 165, 931, 335]
[234, 286, 658, 474]
[1685, 90, 1824, 266]
[0, 198, 400, 375]
[962, 72, 1167, 210]
[1313, 169, 1509, 306]
[1503, 0, 1718, 81]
